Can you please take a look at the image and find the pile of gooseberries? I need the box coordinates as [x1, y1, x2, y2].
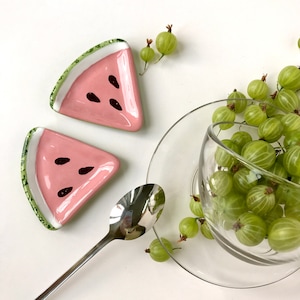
[207, 62, 300, 253]
[146, 38, 300, 263]
[139, 24, 177, 75]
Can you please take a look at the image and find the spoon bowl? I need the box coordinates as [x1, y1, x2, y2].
[36, 183, 165, 299]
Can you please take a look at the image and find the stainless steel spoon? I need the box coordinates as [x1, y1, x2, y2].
[36, 183, 165, 299]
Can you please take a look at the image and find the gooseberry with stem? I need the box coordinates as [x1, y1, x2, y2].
[155, 24, 177, 62]
[139, 39, 155, 75]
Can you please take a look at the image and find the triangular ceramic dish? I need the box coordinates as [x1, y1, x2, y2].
[50, 39, 143, 131]
[21, 127, 120, 230]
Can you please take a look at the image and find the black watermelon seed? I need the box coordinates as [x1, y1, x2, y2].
[108, 75, 119, 89]
[78, 166, 94, 175]
[57, 187, 73, 197]
[109, 98, 122, 111]
[55, 157, 70, 165]
[86, 92, 100, 102]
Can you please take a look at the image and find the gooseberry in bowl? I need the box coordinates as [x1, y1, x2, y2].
[199, 121, 300, 265]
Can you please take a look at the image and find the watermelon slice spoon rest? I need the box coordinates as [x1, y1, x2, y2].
[50, 39, 143, 131]
[21, 127, 120, 230]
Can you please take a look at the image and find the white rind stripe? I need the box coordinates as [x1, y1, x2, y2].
[26, 127, 62, 229]
[53, 41, 130, 111]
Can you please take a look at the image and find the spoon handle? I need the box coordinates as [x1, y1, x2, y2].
[35, 232, 114, 300]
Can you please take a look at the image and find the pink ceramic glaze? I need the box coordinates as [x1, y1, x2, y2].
[21, 127, 120, 229]
[50, 39, 143, 131]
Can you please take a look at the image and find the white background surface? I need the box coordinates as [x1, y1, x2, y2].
[1, 0, 300, 299]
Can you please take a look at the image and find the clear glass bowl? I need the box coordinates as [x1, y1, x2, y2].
[199, 122, 300, 265]
[146, 99, 300, 288]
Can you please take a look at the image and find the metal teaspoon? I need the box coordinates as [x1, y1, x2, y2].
[35, 183, 165, 299]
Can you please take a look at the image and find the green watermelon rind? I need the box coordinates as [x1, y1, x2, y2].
[21, 128, 57, 230]
[50, 38, 126, 109]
